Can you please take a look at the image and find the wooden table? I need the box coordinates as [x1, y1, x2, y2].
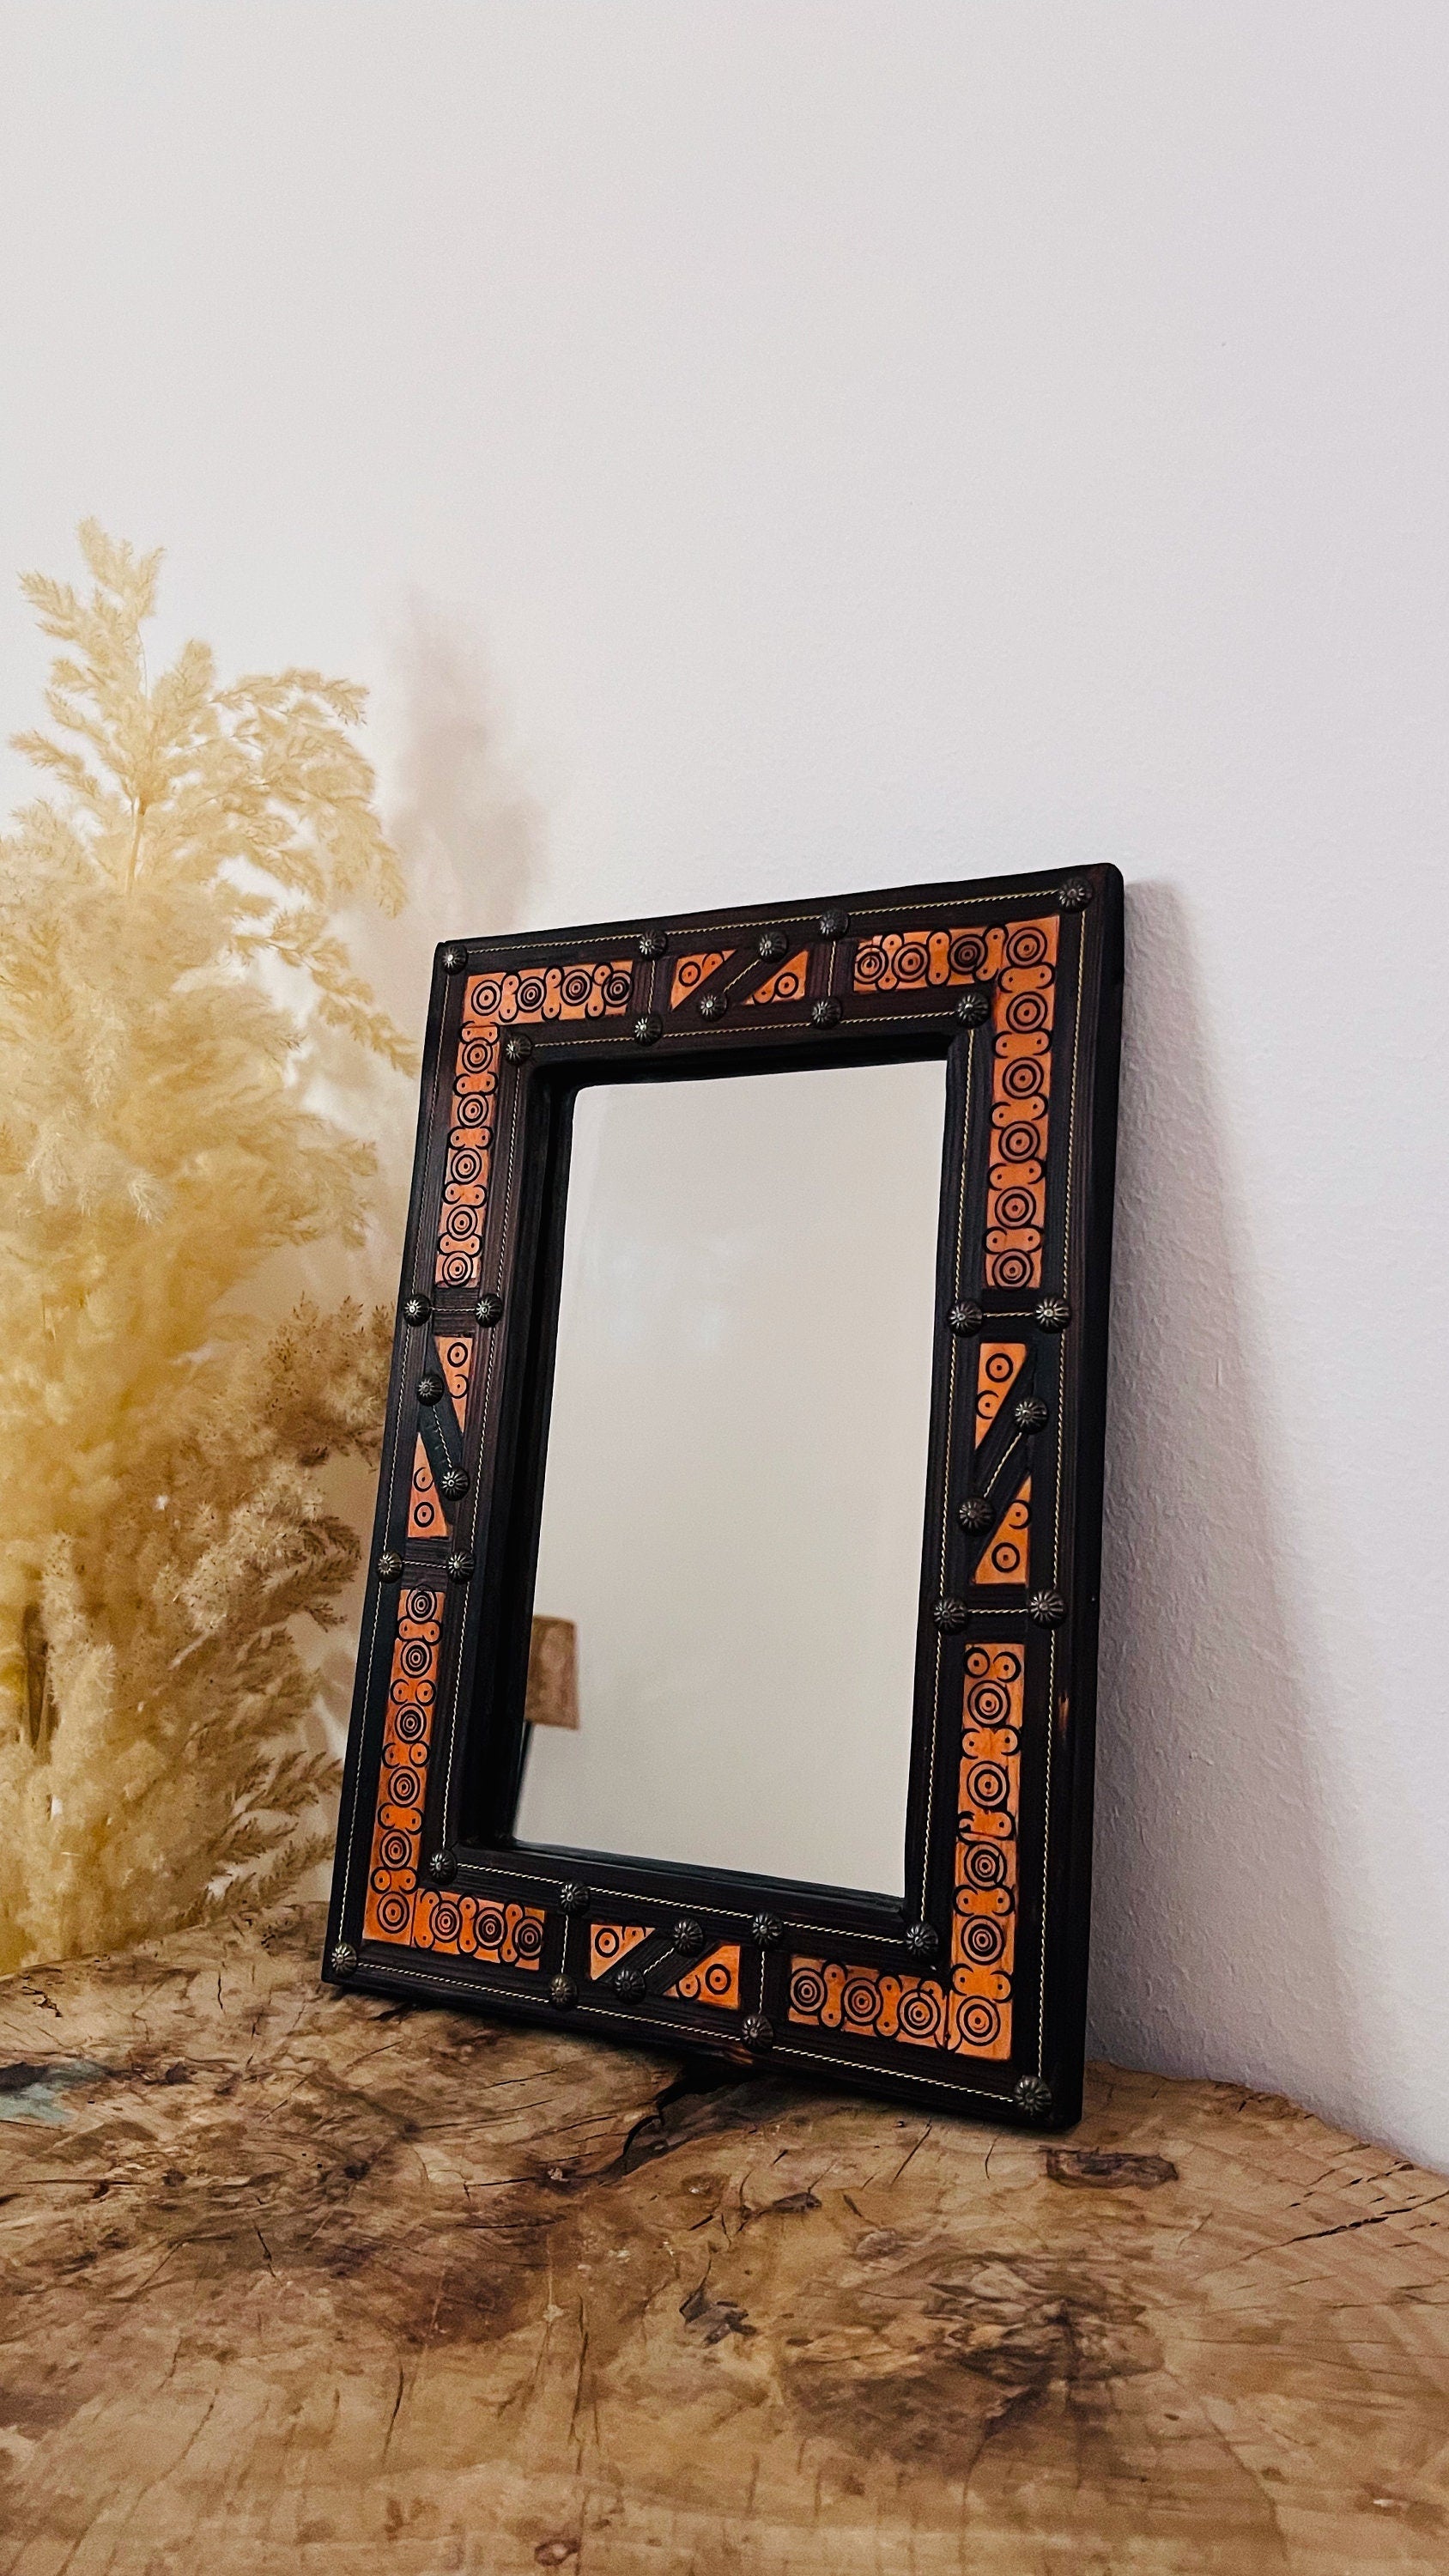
[1, 1905, 1445, 2573]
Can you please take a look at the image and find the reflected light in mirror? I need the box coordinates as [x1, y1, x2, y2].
[515, 1056, 945, 1894]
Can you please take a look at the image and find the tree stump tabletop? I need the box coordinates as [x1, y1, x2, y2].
[0, 1907, 1445, 2574]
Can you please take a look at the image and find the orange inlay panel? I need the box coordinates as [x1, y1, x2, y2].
[413, 1892, 544, 1965]
[951, 1643, 1022, 2057]
[670, 951, 733, 1008]
[590, 1923, 650, 1981]
[853, 924, 1005, 993]
[433, 1332, 472, 1422]
[363, 1579, 543, 1966]
[974, 1478, 1030, 1585]
[667, 1943, 742, 2011]
[364, 1585, 442, 1945]
[852, 913, 1058, 1291]
[786, 1959, 962, 2052]
[745, 950, 809, 1006]
[407, 1440, 444, 1540]
[466, 963, 634, 1025]
[407, 1333, 474, 1538]
[435, 999, 498, 1293]
[985, 916, 1058, 1291]
[974, 1343, 1027, 1443]
[788, 1641, 1022, 2063]
[435, 961, 632, 1291]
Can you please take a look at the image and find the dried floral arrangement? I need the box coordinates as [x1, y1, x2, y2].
[0, 525, 412, 1971]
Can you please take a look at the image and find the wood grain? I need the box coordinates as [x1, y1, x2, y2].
[0, 1905, 1445, 2573]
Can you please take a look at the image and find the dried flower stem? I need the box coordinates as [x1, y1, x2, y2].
[0, 526, 412, 1970]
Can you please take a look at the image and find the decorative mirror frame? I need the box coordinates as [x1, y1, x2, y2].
[325, 865, 1123, 2129]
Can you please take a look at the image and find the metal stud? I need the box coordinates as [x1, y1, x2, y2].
[550, 1975, 578, 2010]
[417, 1374, 444, 1406]
[904, 1922, 939, 1961]
[376, 1552, 403, 1582]
[1014, 1396, 1050, 1434]
[697, 992, 727, 1022]
[446, 1550, 475, 1583]
[633, 1012, 662, 1046]
[949, 1302, 984, 1337]
[671, 1917, 705, 1956]
[615, 1965, 645, 2000]
[1014, 2073, 1053, 2118]
[440, 1468, 470, 1500]
[440, 945, 469, 974]
[476, 1291, 504, 1327]
[637, 928, 667, 959]
[1029, 1589, 1067, 1626]
[958, 1496, 993, 1534]
[750, 1914, 784, 1949]
[503, 1032, 534, 1064]
[933, 1597, 968, 1634]
[955, 988, 990, 1026]
[1034, 1296, 1071, 1333]
[1058, 881, 1093, 911]
[558, 1883, 591, 1914]
[811, 999, 842, 1030]
[743, 2014, 774, 2051]
[330, 1942, 358, 1975]
[757, 929, 788, 962]
[428, 1850, 455, 1882]
[818, 909, 850, 939]
[403, 1293, 432, 1326]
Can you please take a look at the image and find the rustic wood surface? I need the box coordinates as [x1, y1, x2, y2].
[0, 1906, 1446, 2574]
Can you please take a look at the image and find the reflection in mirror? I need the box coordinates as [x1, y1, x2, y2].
[514, 1056, 945, 1894]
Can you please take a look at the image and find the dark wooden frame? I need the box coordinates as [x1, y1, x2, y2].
[325, 866, 1123, 2128]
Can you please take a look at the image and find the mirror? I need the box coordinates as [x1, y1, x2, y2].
[515, 1055, 946, 1893]
[330, 872, 1123, 2125]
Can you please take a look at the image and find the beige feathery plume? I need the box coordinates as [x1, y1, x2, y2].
[0, 526, 412, 1968]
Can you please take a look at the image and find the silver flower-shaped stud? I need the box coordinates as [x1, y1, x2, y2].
[1014, 2073, 1053, 2117]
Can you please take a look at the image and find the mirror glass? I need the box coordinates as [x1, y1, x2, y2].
[515, 1056, 945, 1894]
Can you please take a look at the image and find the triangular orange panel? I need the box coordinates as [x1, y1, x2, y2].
[974, 1476, 1030, 1585]
[667, 1942, 742, 2010]
[408, 1437, 446, 1539]
[589, 1923, 650, 1982]
[974, 1343, 1026, 1443]
[434, 1330, 472, 1427]
[670, 950, 733, 1008]
[744, 951, 809, 1005]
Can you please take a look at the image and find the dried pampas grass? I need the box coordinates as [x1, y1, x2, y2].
[0, 525, 412, 1969]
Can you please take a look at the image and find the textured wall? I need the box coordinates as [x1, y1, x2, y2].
[2, 3, 1445, 2166]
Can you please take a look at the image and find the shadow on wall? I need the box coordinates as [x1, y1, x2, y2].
[290, 601, 548, 1845]
[1088, 883, 1351, 2114]
[258, 595, 547, 1315]
[387, 592, 543, 945]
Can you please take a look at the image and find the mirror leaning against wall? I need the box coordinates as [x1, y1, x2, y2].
[327, 868, 1123, 2132]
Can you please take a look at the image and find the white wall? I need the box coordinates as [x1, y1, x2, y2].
[2, 2, 1446, 2169]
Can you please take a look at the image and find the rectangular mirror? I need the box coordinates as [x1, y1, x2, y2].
[328, 869, 1122, 2131]
[517, 1057, 945, 1893]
